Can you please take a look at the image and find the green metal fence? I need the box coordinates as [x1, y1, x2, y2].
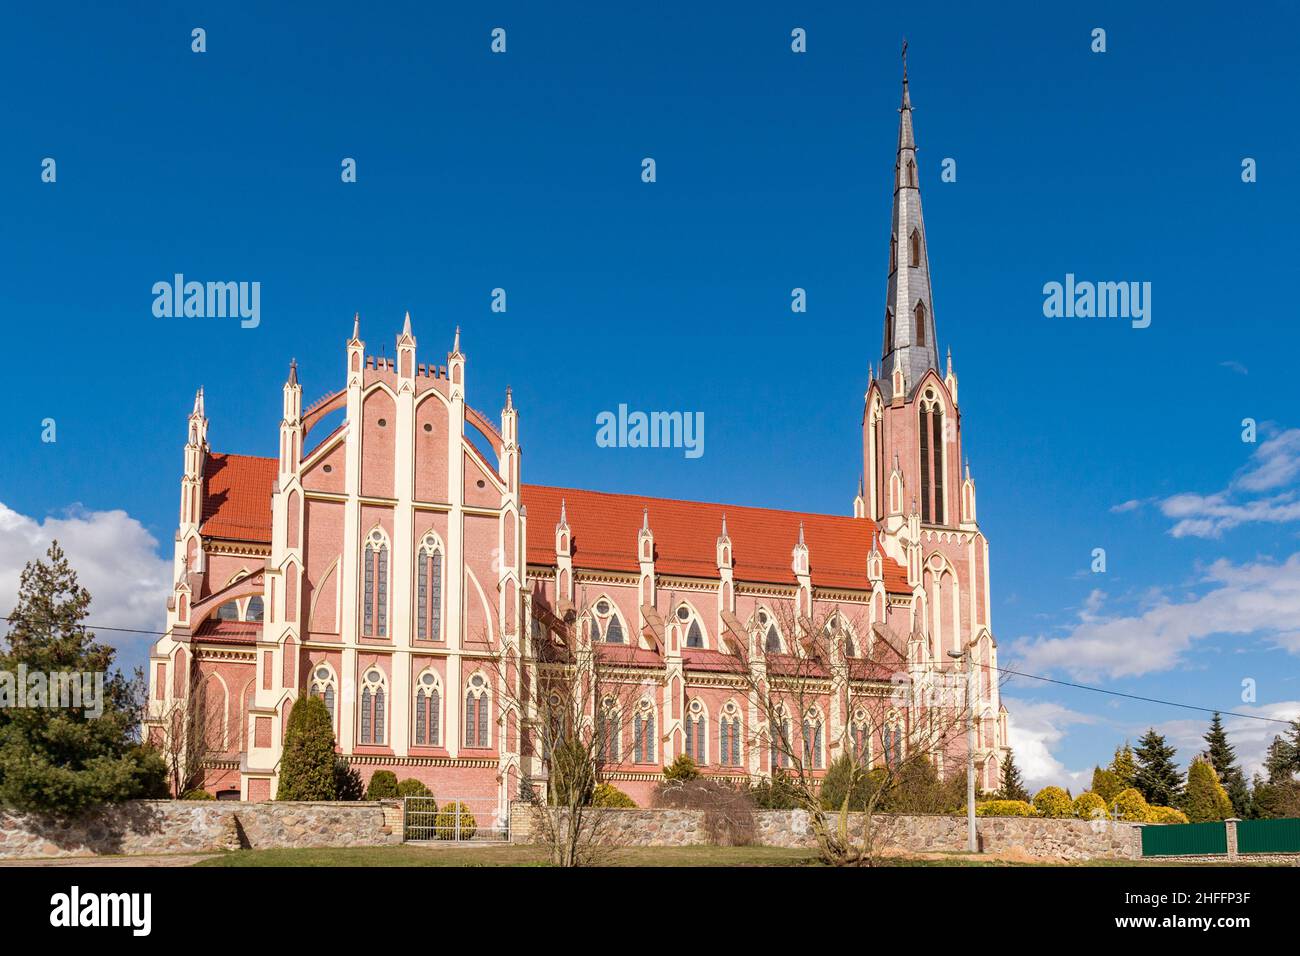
[1237, 817, 1300, 854]
[1140, 821, 1227, 857]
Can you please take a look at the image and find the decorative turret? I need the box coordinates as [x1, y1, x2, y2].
[346, 312, 364, 378]
[944, 347, 958, 405]
[867, 531, 883, 584]
[279, 360, 302, 477]
[716, 513, 732, 569]
[180, 388, 207, 528]
[397, 311, 417, 382]
[960, 458, 978, 525]
[880, 44, 940, 403]
[500, 386, 519, 494]
[448, 326, 465, 392]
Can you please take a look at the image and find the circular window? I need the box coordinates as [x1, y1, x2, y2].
[689, 700, 702, 714]
[423, 423, 432, 432]
[421, 673, 435, 686]
[377, 418, 387, 427]
[595, 600, 610, 614]
[367, 670, 380, 682]
[676, 607, 690, 621]
[322, 464, 332, 473]
[471, 675, 485, 688]
[476, 479, 486, 489]
[315, 667, 329, 680]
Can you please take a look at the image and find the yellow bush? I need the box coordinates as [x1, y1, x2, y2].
[1073, 791, 1108, 821]
[1147, 805, 1190, 825]
[1113, 787, 1150, 822]
[592, 783, 637, 808]
[1032, 786, 1072, 818]
[975, 799, 1037, 817]
[433, 801, 477, 840]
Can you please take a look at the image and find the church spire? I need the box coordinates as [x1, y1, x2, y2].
[881, 40, 939, 402]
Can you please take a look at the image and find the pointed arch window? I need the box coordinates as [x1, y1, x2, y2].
[907, 158, 916, 187]
[598, 697, 620, 764]
[413, 671, 441, 746]
[802, 709, 825, 769]
[850, 709, 870, 763]
[883, 713, 903, 769]
[632, 700, 656, 764]
[889, 234, 898, 274]
[910, 229, 920, 268]
[719, 701, 742, 767]
[310, 665, 336, 724]
[464, 673, 490, 748]
[884, 309, 894, 354]
[914, 300, 927, 348]
[676, 604, 705, 649]
[919, 391, 946, 525]
[685, 699, 707, 764]
[359, 668, 386, 745]
[416, 537, 443, 641]
[245, 595, 264, 622]
[764, 623, 782, 655]
[590, 598, 626, 644]
[362, 529, 389, 638]
[770, 709, 791, 770]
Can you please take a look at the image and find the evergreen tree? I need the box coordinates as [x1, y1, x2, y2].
[0, 542, 166, 815]
[1109, 743, 1137, 789]
[1263, 732, 1297, 783]
[1181, 758, 1233, 822]
[276, 695, 337, 800]
[998, 749, 1030, 802]
[1202, 712, 1249, 817]
[1133, 728, 1183, 806]
[1091, 766, 1123, 803]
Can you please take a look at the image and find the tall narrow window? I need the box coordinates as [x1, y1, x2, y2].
[915, 301, 927, 348]
[770, 715, 791, 770]
[310, 666, 336, 724]
[414, 672, 441, 746]
[599, 700, 620, 763]
[633, 702, 656, 764]
[910, 229, 920, 267]
[931, 406, 945, 524]
[686, 620, 703, 649]
[919, 407, 932, 524]
[889, 234, 898, 274]
[720, 701, 742, 767]
[464, 674, 489, 748]
[416, 540, 444, 641]
[802, 712, 824, 769]
[363, 530, 389, 637]
[874, 414, 885, 520]
[685, 700, 706, 764]
[359, 668, 385, 745]
[883, 310, 893, 353]
[764, 623, 781, 655]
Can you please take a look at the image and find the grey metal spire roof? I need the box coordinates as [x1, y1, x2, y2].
[879, 50, 940, 402]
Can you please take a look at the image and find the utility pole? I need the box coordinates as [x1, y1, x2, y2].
[949, 645, 978, 853]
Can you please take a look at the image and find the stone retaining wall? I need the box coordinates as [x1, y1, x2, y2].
[508, 804, 1143, 861]
[0, 800, 404, 859]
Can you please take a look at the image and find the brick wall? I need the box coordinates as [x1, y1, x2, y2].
[0, 800, 404, 860]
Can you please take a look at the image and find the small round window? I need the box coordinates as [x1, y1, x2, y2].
[471, 675, 485, 688]
[423, 423, 432, 432]
[596, 600, 610, 614]
[421, 673, 435, 687]
[322, 464, 332, 473]
[676, 607, 691, 621]
[315, 667, 329, 680]
[366, 670, 380, 682]
[377, 418, 387, 427]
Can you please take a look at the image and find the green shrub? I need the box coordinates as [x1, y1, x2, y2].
[549, 737, 596, 807]
[1032, 786, 1072, 818]
[181, 788, 214, 800]
[1091, 767, 1124, 803]
[975, 799, 1037, 817]
[592, 783, 637, 808]
[434, 801, 476, 840]
[365, 770, 399, 800]
[1181, 758, 1232, 823]
[819, 755, 881, 811]
[663, 754, 700, 782]
[276, 696, 339, 801]
[747, 771, 802, 810]
[396, 778, 432, 798]
[1113, 787, 1151, 822]
[1148, 805, 1190, 825]
[334, 759, 364, 801]
[1073, 791, 1108, 821]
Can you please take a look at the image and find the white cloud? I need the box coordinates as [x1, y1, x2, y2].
[0, 502, 171, 670]
[1153, 428, 1300, 538]
[1014, 553, 1300, 679]
[1004, 698, 1097, 792]
[1153, 703, 1300, 779]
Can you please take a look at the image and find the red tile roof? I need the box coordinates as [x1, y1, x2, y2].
[193, 619, 261, 645]
[200, 453, 276, 543]
[521, 484, 910, 593]
[192, 454, 910, 593]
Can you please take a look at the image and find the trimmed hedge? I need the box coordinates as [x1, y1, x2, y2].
[976, 799, 1037, 817]
[592, 783, 637, 808]
[1073, 792, 1107, 821]
[1113, 787, 1150, 822]
[1148, 805, 1190, 825]
[1033, 786, 1072, 819]
[365, 770, 400, 800]
[396, 778, 432, 798]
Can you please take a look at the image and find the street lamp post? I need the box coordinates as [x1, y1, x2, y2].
[948, 645, 978, 854]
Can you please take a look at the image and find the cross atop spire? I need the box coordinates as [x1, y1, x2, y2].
[880, 44, 939, 402]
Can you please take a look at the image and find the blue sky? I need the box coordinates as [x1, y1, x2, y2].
[2, 1, 1298, 789]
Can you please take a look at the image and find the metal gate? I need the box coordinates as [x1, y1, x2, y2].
[403, 795, 509, 843]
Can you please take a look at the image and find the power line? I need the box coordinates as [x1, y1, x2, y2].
[3, 614, 1295, 727]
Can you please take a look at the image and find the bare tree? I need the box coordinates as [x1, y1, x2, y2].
[150, 667, 223, 797]
[724, 600, 974, 865]
[492, 591, 662, 866]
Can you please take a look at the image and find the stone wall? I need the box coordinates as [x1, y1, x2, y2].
[508, 804, 1143, 861]
[0, 800, 403, 860]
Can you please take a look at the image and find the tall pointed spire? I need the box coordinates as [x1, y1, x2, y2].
[880, 41, 939, 402]
[350, 312, 360, 343]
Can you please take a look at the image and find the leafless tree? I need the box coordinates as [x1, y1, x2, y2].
[150, 667, 223, 797]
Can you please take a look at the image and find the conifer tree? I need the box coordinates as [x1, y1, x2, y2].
[276, 695, 337, 800]
[1202, 712, 1249, 817]
[1182, 757, 1233, 822]
[0, 542, 166, 815]
[1091, 766, 1123, 803]
[1133, 728, 1183, 806]
[1109, 743, 1137, 789]
[998, 748, 1030, 802]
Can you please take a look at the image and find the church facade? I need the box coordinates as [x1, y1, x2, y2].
[145, 70, 1008, 819]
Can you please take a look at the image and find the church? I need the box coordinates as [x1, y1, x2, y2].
[145, 67, 1008, 819]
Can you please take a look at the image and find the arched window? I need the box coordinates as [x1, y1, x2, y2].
[358, 667, 386, 745]
[684, 699, 707, 764]
[889, 234, 898, 274]
[605, 615, 624, 644]
[632, 700, 656, 764]
[675, 604, 705, 649]
[883, 309, 893, 353]
[907, 158, 916, 187]
[770, 708, 791, 770]
[245, 595, 264, 621]
[215, 600, 239, 621]
[764, 619, 782, 655]
[914, 300, 927, 348]
[802, 709, 825, 769]
[590, 598, 627, 644]
[362, 529, 389, 637]
[883, 712, 903, 769]
[310, 665, 336, 723]
[413, 671, 441, 746]
[850, 709, 870, 763]
[910, 229, 920, 268]
[919, 390, 946, 525]
[464, 673, 490, 748]
[719, 701, 742, 767]
[416, 536, 443, 641]
[598, 697, 620, 763]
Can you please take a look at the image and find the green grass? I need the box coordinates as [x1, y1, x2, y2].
[194, 844, 1269, 867]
